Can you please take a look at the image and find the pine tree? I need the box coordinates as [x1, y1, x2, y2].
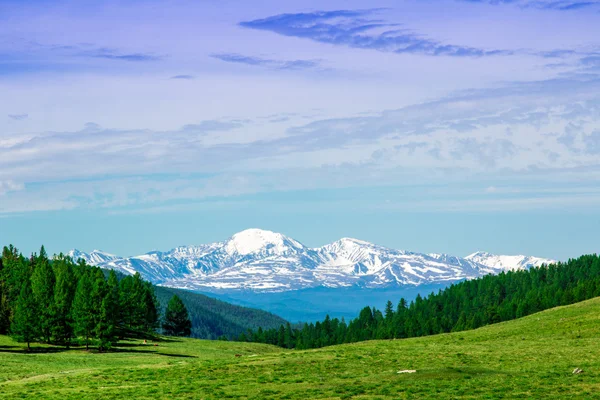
[52, 256, 76, 347]
[277, 325, 285, 347]
[10, 279, 39, 350]
[2, 246, 27, 318]
[118, 275, 135, 331]
[96, 271, 119, 350]
[162, 295, 192, 337]
[284, 322, 294, 349]
[119, 273, 159, 334]
[72, 271, 95, 350]
[30, 252, 55, 343]
[384, 300, 394, 321]
[142, 281, 160, 333]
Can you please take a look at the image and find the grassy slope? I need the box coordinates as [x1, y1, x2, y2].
[1, 297, 600, 399]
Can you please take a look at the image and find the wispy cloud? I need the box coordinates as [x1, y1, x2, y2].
[81, 48, 163, 62]
[458, 0, 600, 10]
[8, 114, 28, 121]
[240, 9, 512, 57]
[540, 49, 579, 58]
[3, 73, 599, 191]
[211, 53, 320, 70]
[180, 120, 244, 133]
[170, 74, 195, 80]
[541, 1, 599, 10]
[0, 40, 164, 78]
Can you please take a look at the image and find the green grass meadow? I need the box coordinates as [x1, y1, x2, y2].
[2, 297, 600, 399]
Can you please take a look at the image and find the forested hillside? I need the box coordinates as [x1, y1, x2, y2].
[154, 286, 287, 339]
[248, 254, 600, 349]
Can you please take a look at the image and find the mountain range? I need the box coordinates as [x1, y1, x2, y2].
[68, 228, 555, 293]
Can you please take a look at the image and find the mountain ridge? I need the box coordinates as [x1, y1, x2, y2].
[68, 228, 556, 293]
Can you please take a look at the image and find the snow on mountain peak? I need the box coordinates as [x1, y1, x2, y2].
[225, 228, 304, 255]
[338, 237, 372, 245]
[66, 230, 558, 293]
[465, 251, 555, 271]
[466, 251, 493, 259]
[325, 237, 389, 253]
[68, 249, 119, 265]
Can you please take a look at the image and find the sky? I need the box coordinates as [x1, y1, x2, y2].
[1, 0, 599, 260]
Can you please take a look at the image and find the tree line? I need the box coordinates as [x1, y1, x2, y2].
[243, 254, 600, 349]
[0, 245, 192, 350]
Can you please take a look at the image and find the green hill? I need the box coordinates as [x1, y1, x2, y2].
[2, 296, 600, 399]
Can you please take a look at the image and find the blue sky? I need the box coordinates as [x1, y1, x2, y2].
[1, 0, 599, 260]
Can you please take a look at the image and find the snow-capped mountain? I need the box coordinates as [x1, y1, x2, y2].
[465, 251, 554, 271]
[67, 249, 120, 265]
[68, 229, 556, 293]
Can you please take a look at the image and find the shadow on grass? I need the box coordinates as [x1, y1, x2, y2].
[114, 343, 155, 348]
[0, 345, 70, 354]
[157, 337, 185, 343]
[156, 352, 197, 358]
[0, 344, 195, 358]
[111, 348, 197, 358]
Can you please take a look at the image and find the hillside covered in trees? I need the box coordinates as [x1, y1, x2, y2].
[246, 254, 600, 349]
[153, 286, 287, 339]
[0, 244, 288, 349]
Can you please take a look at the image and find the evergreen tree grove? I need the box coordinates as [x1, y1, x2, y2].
[0, 245, 164, 351]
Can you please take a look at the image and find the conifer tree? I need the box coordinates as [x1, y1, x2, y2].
[130, 273, 147, 331]
[31, 250, 55, 343]
[119, 273, 158, 334]
[284, 322, 294, 349]
[384, 300, 394, 322]
[10, 279, 39, 350]
[96, 271, 119, 350]
[277, 325, 285, 347]
[3, 246, 27, 312]
[118, 275, 135, 331]
[52, 256, 76, 347]
[162, 295, 192, 337]
[72, 271, 95, 350]
[142, 281, 160, 333]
